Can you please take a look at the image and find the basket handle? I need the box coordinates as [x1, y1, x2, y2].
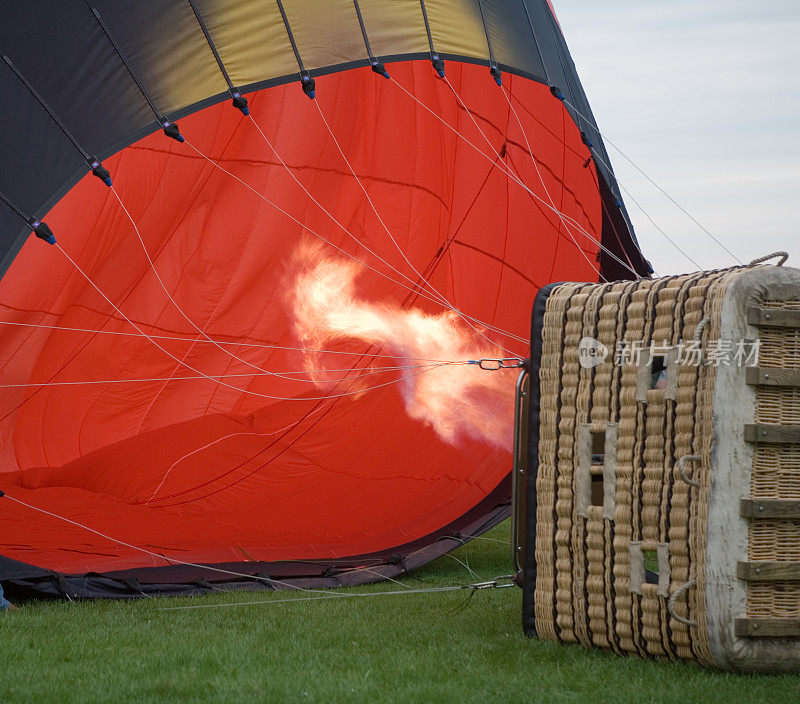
[668, 579, 698, 627]
[748, 251, 788, 267]
[676, 455, 702, 488]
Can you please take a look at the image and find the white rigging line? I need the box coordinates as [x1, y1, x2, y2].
[0, 362, 456, 390]
[443, 552, 478, 581]
[52, 241, 451, 403]
[616, 189, 700, 272]
[518, 94, 701, 271]
[182, 139, 529, 348]
[246, 115, 449, 309]
[111, 186, 304, 384]
[593, 166, 701, 272]
[501, 85, 701, 277]
[0, 320, 458, 363]
[559, 96, 743, 265]
[497, 84, 609, 282]
[310, 99, 523, 357]
[444, 77, 604, 283]
[145, 411, 327, 502]
[389, 75, 642, 282]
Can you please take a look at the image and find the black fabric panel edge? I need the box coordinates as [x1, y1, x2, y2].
[0, 475, 509, 600]
[0, 53, 640, 281]
[597, 175, 653, 279]
[521, 281, 562, 637]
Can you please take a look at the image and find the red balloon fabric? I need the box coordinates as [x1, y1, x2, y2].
[0, 61, 600, 575]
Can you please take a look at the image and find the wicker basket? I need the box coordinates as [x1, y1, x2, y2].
[516, 262, 800, 671]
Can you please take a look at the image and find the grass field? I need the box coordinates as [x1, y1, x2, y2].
[1, 520, 798, 704]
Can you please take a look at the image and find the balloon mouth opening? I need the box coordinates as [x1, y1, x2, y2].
[0, 60, 603, 576]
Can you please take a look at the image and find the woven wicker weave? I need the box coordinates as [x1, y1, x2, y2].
[523, 264, 800, 671]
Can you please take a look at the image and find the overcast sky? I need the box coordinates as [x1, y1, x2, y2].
[553, 0, 799, 275]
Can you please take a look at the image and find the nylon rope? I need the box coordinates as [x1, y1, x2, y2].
[497, 83, 611, 282]
[0, 362, 457, 390]
[182, 138, 529, 348]
[52, 241, 456, 403]
[0, 320, 458, 363]
[409, 71, 619, 275]
[155, 584, 500, 612]
[442, 76, 607, 282]
[499, 81, 640, 276]
[389, 75, 643, 281]
[249, 113, 534, 355]
[311, 99, 523, 356]
[591, 156, 702, 271]
[443, 551, 478, 581]
[582, 144, 706, 271]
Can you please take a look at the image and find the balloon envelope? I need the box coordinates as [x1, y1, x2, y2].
[0, 1, 648, 597]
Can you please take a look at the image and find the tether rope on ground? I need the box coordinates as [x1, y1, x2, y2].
[0, 492, 514, 613]
[156, 580, 514, 612]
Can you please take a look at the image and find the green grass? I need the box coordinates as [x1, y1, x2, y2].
[1, 521, 798, 704]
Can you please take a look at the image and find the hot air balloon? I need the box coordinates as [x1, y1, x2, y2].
[0, 0, 649, 598]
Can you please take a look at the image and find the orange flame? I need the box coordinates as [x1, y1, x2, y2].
[289, 241, 516, 451]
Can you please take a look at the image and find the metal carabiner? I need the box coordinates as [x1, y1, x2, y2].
[477, 359, 502, 371]
[475, 358, 526, 371]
